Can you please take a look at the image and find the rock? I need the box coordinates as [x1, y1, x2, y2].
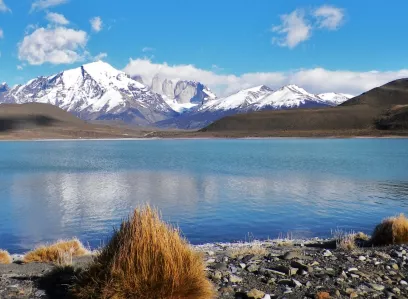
[315, 291, 331, 299]
[262, 295, 271, 299]
[213, 262, 227, 271]
[392, 263, 399, 270]
[347, 267, 359, 272]
[282, 251, 302, 260]
[346, 288, 356, 295]
[367, 283, 385, 291]
[242, 254, 255, 263]
[212, 271, 222, 281]
[229, 274, 242, 283]
[207, 250, 215, 256]
[240, 263, 246, 269]
[323, 250, 333, 257]
[400, 280, 408, 285]
[247, 264, 259, 273]
[206, 258, 216, 264]
[293, 279, 302, 287]
[358, 256, 366, 261]
[291, 260, 313, 273]
[247, 288, 265, 299]
[271, 265, 298, 275]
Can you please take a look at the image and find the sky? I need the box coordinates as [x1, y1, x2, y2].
[0, 0, 408, 96]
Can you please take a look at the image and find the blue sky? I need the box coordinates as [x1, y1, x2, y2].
[0, 0, 408, 96]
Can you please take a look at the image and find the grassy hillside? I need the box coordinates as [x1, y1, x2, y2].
[202, 79, 408, 134]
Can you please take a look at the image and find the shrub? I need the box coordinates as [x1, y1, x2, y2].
[23, 238, 88, 264]
[0, 250, 12, 264]
[73, 206, 215, 299]
[371, 214, 408, 246]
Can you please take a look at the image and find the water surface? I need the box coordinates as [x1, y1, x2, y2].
[0, 139, 407, 253]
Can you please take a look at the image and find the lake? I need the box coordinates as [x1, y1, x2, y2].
[0, 139, 407, 253]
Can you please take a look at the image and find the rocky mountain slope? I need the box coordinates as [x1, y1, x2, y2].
[201, 78, 408, 134]
[156, 85, 352, 129]
[0, 61, 353, 129]
[150, 75, 216, 112]
[1, 61, 177, 126]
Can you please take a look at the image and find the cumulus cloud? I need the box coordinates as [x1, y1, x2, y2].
[31, 0, 68, 12]
[0, 28, 3, 39]
[314, 5, 345, 30]
[0, 0, 10, 12]
[46, 12, 69, 25]
[123, 58, 408, 97]
[90, 17, 103, 32]
[272, 10, 311, 49]
[18, 27, 88, 65]
[272, 5, 345, 48]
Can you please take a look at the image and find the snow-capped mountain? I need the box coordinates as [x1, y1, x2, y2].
[1, 61, 176, 126]
[150, 75, 216, 112]
[156, 85, 352, 129]
[318, 92, 354, 105]
[0, 61, 353, 129]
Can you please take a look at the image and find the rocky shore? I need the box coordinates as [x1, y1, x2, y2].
[1, 239, 408, 299]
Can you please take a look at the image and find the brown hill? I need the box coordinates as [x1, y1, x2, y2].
[201, 79, 408, 135]
[0, 103, 158, 139]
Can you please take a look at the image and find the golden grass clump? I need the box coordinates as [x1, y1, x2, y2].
[23, 238, 88, 264]
[73, 206, 215, 299]
[0, 250, 12, 264]
[372, 214, 408, 246]
[228, 244, 268, 258]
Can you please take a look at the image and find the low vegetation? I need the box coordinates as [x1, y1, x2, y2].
[333, 230, 370, 250]
[0, 249, 12, 264]
[228, 243, 268, 258]
[23, 238, 88, 264]
[72, 205, 215, 299]
[371, 214, 408, 246]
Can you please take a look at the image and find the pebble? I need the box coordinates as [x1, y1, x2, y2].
[247, 288, 265, 299]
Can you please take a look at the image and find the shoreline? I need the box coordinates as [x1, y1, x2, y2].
[0, 135, 408, 142]
[1, 236, 408, 298]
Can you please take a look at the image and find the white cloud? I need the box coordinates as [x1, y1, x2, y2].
[17, 65, 24, 70]
[142, 47, 155, 52]
[46, 12, 69, 25]
[314, 5, 345, 30]
[94, 52, 107, 61]
[31, 0, 68, 12]
[90, 17, 103, 32]
[0, 0, 10, 12]
[272, 10, 312, 49]
[0, 28, 3, 39]
[18, 27, 88, 65]
[123, 58, 408, 97]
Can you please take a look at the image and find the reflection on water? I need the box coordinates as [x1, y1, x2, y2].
[0, 139, 408, 253]
[2, 168, 408, 253]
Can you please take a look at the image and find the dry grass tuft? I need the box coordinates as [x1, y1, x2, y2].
[372, 214, 408, 246]
[0, 250, 12, 264]
[333, 230, 369, 251]
[228, 244, 268, 258]
[23, 238, 88, 264]
[73, 205, 215, 299]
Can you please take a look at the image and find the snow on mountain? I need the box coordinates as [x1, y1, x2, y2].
[252, 85, 326, 110]
[150, 75, 216, 112]
[318, 92, 354, 106]
[201, 85, 273, 111]
[156, 84, 340, 129]
[1, 61, 176, 126]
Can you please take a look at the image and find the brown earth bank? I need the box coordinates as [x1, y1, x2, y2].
[1, 241, 407, 298]
[201, 79, 408, 136]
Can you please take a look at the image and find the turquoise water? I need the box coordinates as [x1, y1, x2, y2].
[0, 139, 407, 253]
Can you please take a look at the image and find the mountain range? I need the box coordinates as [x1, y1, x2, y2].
[0, 61, 353, 129]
